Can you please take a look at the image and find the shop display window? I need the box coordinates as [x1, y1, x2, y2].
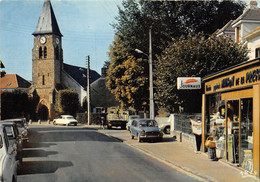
[205, 94, 253, 173]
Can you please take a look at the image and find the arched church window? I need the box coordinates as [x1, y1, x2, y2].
[44, 47, 47, 58]
[39, 47, 43, 59]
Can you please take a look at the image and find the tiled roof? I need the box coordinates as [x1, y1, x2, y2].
[232, 8, 260, 26]
[33, 0, 62, 36]
[0, 74, 31, 89]
[216, 20, 234, 35]
[63, 63, 101, 88]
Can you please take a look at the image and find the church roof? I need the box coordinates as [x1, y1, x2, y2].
[63, 63, 101, 88]
[33, 0, 62, 36]
[0, 74, 31, 89]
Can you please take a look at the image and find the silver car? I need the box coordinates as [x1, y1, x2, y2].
[0, 124, 18, 182]
[0, 122, 22, 164]
[3, 118, 29, 146]
[130, 119, 163, 142]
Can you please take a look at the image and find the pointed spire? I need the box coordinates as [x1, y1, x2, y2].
[33, 0, 63, 36]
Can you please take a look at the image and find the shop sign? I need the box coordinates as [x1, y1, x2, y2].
[177, 77, 201, 90]
[205, 67, 260, 93]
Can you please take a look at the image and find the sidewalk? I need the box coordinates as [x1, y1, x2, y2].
[98, 128, 260, 182]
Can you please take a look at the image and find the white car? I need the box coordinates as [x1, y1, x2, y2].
[0, 124, 18, 182]
[53, 115, 78, 126]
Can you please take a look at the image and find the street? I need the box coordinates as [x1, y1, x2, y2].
[17, 125, 200, 182]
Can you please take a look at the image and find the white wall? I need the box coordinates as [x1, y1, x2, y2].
[62, 70, 87, 106]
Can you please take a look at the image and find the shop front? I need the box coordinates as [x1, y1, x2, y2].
[202, 58, 260, 177]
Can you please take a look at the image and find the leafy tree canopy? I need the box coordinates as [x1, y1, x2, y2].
[107, 0, 246, 112]
[154, 33, 249, 113]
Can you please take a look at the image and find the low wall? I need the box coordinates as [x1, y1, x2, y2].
[172, 130, 196, 149]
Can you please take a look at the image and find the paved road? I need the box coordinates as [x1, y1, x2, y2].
[18, 125, 200, 182]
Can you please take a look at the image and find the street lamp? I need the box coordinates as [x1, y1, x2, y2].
[135, 29, 154, 119]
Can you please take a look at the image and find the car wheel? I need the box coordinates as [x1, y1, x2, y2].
[74, 123, 77, 126]
[131, 135, 134, 139]
[164, 126, 170, 134]
[53, 121, 56, 125]
[138, 134, 142, 143]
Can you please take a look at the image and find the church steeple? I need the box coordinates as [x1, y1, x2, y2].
[33, 0, 62, 36]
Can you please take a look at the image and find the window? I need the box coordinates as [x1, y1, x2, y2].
[44, 46, 47, 58]
[255, 48, 260, 58]
[39, 47, 43, 59]
[42, 75, 45, 85]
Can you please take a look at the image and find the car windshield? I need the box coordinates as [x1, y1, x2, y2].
[66, 117, 74, 119]
[139, 120, 157, 127]
[14, 121, 24, 127]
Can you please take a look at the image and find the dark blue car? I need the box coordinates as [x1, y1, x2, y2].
[130, 119, 163, 142]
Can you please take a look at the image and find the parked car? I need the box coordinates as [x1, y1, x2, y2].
[126, 115, 140, 131]
[130, 118, 163, 142]
[0, 123, 18, 182]
[3, 118, 29, 146]
[53, 115, 78, 126]
[156, 117, 171, 135]
[0, 122, 22, 163]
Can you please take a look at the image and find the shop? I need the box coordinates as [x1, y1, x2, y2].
[202, 58, 260, 177]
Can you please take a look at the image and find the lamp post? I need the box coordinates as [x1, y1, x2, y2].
[135, 29, 154, 119]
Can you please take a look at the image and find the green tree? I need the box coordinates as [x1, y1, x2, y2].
[1, 90, 29, 119]
[154, 33, 249, 113]
[56, 90, 79, 116]
[108, 0, 245, 112]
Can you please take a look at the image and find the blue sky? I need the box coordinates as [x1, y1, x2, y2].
[0, 0, 121, 80]
[0, 0, 251, 81]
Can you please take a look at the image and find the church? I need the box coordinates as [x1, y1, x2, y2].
[31, 0, 100, 120]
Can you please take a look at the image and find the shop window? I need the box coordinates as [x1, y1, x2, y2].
[39, 47, 43, 59]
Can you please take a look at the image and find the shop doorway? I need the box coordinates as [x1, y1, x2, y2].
[224, 98, 253, 172]
[226, 100, 239, 164]
[240, 98, 253, 172]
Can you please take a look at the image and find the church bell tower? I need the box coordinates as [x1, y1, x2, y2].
[32, 0, 63, 120]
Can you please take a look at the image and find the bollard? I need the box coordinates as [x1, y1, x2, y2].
[47, 120, 50, 125]
[29, 119, 32, 124]
[38, 120, 41, 125]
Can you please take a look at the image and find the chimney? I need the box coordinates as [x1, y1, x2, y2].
[249, 1, 258, 9]
[101, 66, 108, 77]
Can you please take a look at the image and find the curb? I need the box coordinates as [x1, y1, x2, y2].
[98, 130, 212, 182]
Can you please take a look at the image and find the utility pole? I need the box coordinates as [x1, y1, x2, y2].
[149, 28, 154, 119]
[86, 56, 91, 125]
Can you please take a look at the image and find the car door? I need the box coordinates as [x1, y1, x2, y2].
[2, 129, 17, 182]
[131, 120, 138, 137]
